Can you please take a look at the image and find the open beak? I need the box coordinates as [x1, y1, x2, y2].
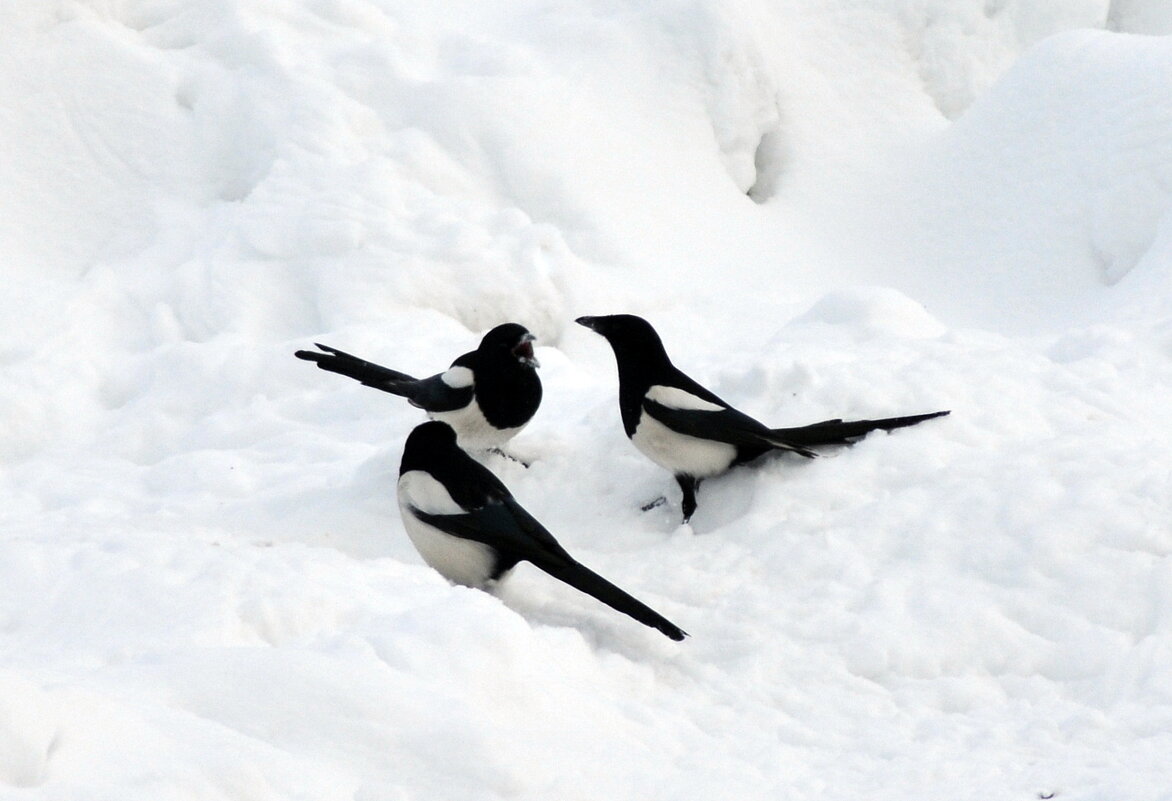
[512, 333, 540, 368]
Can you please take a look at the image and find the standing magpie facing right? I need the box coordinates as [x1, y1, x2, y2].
[577, 314, 949, 522]
[397, 421, 688, 641]
[296, 323, 541, 451]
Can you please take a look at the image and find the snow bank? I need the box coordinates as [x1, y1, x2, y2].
[795, 27, 1172, 332]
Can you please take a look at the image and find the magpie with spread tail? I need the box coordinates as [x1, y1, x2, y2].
[296, 323, 541, 451]
[397, 421, 687, 641]
[576, 314, 949, 522]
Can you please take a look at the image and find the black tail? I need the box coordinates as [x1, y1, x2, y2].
[770, 410, 949, 448]
[542, 560, 688, 641]
[294, 343, 418, 395]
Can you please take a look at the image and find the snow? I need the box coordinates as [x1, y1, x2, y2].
[2, 1, 1172, 799]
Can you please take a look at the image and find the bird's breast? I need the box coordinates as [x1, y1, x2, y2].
[427, 396, 524, 449]
[397, 471, 499, 587]
[631, 410, 737, 478]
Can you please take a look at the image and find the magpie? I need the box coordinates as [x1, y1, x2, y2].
[576, 314, 949, 522]
[296, 323, 541, 450]
[397, 421, 687, 641]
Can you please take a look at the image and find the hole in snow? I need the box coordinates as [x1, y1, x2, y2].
[747, 129, 785, 204]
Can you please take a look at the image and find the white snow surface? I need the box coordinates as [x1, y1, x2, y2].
[3, 1, 1172, 798]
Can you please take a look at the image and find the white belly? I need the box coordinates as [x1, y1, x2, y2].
[429, 397, 523, 450]
[631, 411, 737, 478]
[397, 471, 497, 587]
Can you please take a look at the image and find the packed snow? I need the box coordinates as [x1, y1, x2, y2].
[3, 1, 1172, 799]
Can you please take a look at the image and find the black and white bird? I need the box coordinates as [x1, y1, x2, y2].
[397, 421, 687, 641]
[576, 314, 949, 522]
[296, 323, 541, 451]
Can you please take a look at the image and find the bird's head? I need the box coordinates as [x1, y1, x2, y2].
[400, 420, 461, 474]
[404, 420, 459, 450]
[479, 323, 540, 369]
[575, 314, 669, 363]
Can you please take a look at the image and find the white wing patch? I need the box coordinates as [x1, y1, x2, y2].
[646, 384, 725, 412]
[440, 366, 474, 388]
[397, 470, 465, 514]
[397, 470, 497, 587]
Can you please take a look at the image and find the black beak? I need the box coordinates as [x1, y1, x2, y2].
[575, 316, 598, 331]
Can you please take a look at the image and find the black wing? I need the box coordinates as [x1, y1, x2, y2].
[411, 496, 574, 568]
[642, 399, 818, 458]
[401, 372, 475, 413]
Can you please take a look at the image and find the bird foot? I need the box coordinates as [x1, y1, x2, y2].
[640, 496, 667, 512]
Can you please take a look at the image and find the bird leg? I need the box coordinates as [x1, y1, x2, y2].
[676, 474, 699, 523]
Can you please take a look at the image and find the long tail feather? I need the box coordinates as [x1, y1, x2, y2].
[542, 561, 688, 641]
[771, 410, 950, 448]
[294, 344, 418, 395]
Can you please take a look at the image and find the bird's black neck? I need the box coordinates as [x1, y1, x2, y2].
[473, 355, 541, 428]
[614, 353, 672, 436]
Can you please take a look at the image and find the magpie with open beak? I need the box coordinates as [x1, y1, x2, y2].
[297, 323, 541, 451]
[397, 421, 688, 641]
[576, 314, 949, 522]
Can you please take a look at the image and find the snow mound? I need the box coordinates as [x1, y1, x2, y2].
[941, 30, 1172, 289]
[792, 287, 947, 339]
[818, 29, 1172, 331]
